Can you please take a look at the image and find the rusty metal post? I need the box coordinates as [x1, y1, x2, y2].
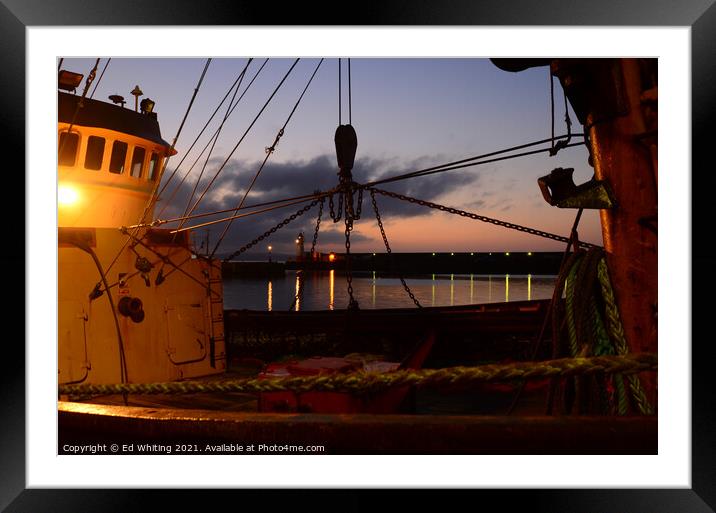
[583, 59, 658, 406]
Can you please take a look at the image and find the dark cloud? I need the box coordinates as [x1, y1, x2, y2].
[154, 152, 481, 257]
[466, 199, 486, 209]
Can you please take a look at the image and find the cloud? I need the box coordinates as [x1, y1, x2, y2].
[154, 152, 481, 257]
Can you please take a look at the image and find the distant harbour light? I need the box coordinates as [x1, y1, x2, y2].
[505, 252, 510, 256]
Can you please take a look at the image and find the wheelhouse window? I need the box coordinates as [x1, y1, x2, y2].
[148, 152, 161, 181]
[130, 146, 146, 178]
[58, 132, 79, 166]
[109, 141, 128, 174]
[84, 136, 105, 170]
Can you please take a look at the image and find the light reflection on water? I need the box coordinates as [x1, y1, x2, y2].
[224, 271, 557, 311]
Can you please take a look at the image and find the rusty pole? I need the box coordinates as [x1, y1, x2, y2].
[584, 59, 658, 406]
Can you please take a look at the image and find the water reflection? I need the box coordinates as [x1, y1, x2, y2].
[267, 281, 273, 311]
[528, 274, 531, 301]
[431, 273, 436, 307]
[294, 273, 301, 311]
[224, 271, 557, 311]
[329, 269, 335, 310]
[372, 271, 376, 308]
[450, 274, 454, 306]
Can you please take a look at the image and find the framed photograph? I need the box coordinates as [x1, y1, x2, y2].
[5, 0, 713, 510]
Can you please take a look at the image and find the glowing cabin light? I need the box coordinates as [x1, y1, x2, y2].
[58, 185, 79, 206]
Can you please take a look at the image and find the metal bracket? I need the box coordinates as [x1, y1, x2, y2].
[538, 168, 615, 209]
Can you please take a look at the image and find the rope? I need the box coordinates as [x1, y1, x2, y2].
[369, 187, 601, 249]
[597, 258, 654, 414]
[555, 249, 654, 416]
[59, 353, 656, 397]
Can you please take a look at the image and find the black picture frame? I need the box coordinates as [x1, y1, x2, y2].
[3, 0, 713, 511]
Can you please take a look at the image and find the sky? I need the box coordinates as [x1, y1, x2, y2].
[60, 57, 602, 258]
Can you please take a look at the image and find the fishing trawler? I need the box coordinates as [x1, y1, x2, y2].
[57, 70, 225, 387]
[58, 57, 657, 454]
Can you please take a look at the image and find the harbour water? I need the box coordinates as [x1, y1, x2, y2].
[223, 270, 557, 311]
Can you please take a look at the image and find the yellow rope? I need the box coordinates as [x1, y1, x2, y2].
[60, 353, 656, 397]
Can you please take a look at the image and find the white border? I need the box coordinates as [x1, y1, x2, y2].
[27, 27, 690, 488]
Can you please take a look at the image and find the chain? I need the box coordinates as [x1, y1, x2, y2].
[370, 190, 422, 308]
[345, 215, 359, 309]
[353, 187, 363, 220]
[329, 192, 343, 222]
[288, 197, 325, 312]
[223, 199, 320, 262]
[369, 187, 599, 249]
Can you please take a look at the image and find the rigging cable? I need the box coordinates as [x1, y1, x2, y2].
[67, 239, 128, 403]
[58, 58, 100, 158]
[156, 135, 586, 242]
[506, 208, 584, 415]
[348, 58, 352, 124]
[550, 68, 555, 154]
[181, 59, 301, 224]
[338, 58, 342, 125]
[89, 58, 111, 99]
[155, 58, 261, 218]
[139, 58, 212, 225]
[179, 60, 249, 226]
[128, 190, 331, 229]
[210, 58, 325, 258]
[101, 58, 211, 280]
[137, 134, 581, 231]
[170, 193, 332, 234]
[363, 138, 584, 189]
